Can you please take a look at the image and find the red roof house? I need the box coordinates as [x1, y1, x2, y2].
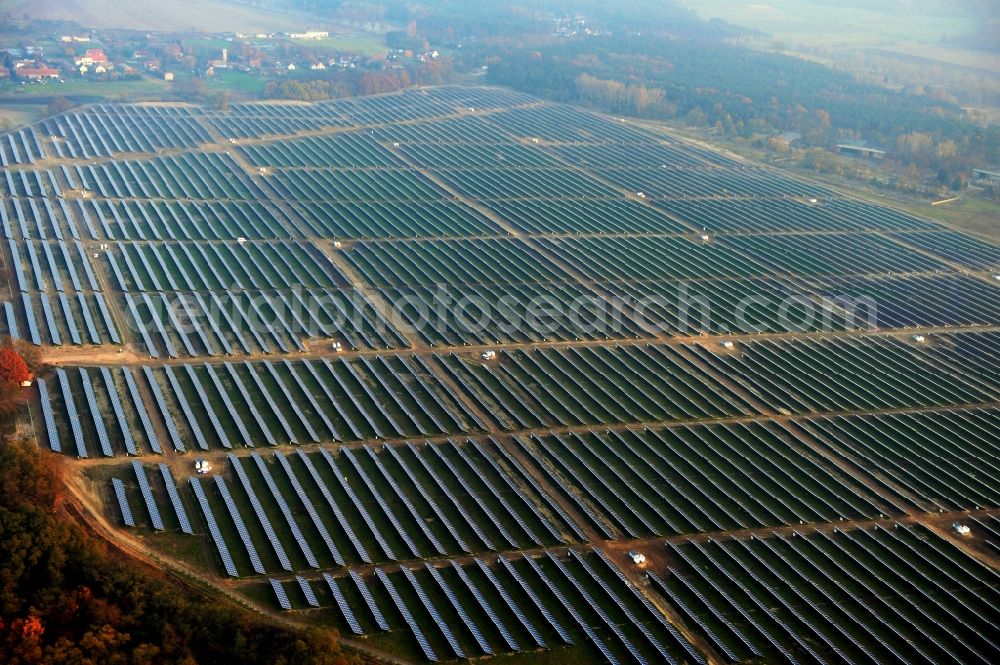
[17, 66, 59, 80]
[85, 48, 108, 62]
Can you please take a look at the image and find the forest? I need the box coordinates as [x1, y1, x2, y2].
[478, 35, 999, 181]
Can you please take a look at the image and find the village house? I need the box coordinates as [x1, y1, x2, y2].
[17, 66, 60, 80]
[75, 48, 109, 67]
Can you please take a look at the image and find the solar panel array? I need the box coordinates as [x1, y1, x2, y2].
[296, 449, 369, 563]
[56, 368, 86, 458]
[296, 575, 320, 608]
[111, 478, 134, 527]
[350, 569, 390, 632]
[37, 378, 61, 453]
[497, 555, 571, 646]
[102, 367, 136, 455]
[270, 578, 292, 611]
[189, 477, 238, 578]
[123, 367, 161, 453]
[377, 568, 438, 662]
[523, 553, 619, 664]
[143, 366, 184, 452]
[18, 85, 1000, 665]
[323, 573, 362, 634]
[79, 368, 112, 456]
[250, 453, 319, 568]
[159, 463, 192, 535]
[214, 475, 265, 575]
[464, 559, 527, 650]
[132, 461, 164, 531]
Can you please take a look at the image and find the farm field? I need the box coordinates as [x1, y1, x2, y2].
[0, 74, 173, 100]
[3, 85, 999, 664]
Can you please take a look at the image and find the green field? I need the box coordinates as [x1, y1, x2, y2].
[182, 37, 234, 52]
[290, 35, 386, 56]
[0, 75, 171, 101]
[0, 69, 308, 105]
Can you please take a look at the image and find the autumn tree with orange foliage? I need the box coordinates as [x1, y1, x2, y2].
[0, 342, 32, 428]
[5, 339, 41, 376]
[0, 346, 31, 386]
